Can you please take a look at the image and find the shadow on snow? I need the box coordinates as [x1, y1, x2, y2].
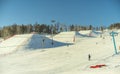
[25, 34, 73, 50]
[75, 31, 96, 38]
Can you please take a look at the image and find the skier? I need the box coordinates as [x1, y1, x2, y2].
[88, 54, 91, 61]
[43, 39, 45, 43]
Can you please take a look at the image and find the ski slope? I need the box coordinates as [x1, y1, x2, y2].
[54, 31, 75, 43]
[0, 34, 32, 56]
[25, 33, 73, 50]
[0, 31, 120, 74]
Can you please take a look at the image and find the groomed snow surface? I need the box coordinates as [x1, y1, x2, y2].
[0, 30, 120, 74]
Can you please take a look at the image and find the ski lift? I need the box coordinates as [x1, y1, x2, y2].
[109, 31, 118, 54]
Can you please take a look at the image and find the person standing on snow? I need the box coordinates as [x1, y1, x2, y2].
[88, 54, 91, 61]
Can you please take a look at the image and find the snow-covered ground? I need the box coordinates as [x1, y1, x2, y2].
[0, 30, 120, 74]
[0, 34, 32, 56]
[0, 38, 4, 43]
[25, 33, 74, 50]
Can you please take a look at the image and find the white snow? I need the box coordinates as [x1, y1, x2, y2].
[0, 34, 32, 56]
[0, 31, 120, 74]
[0, 38, 4, 43]
[54, 31, 75, 43]
[24, 33, 73, 50]
[79, 30, 91, 35]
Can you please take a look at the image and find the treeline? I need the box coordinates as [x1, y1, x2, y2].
[0, 23, 51, 39]
[1, 22, 118, 39]
[109, 23, 120, 29]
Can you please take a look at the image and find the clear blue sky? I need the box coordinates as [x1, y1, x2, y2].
[0, 0, 120, 27]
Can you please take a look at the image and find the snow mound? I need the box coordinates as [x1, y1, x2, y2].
[76, 31, 92, 37]
[79, 30, 91, 35]
[25, 34, 73, 50]
[76, 30, 101, 37]
[54, 31, 75, 43]
[0, 34, 32, 56]
[89, 31, 102, 37]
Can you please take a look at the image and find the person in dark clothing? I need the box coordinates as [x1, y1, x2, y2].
[88, 54, 91, 61]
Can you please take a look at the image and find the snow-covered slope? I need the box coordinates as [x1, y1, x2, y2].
[79, 30, 91, 35]
[25, 34, 73, 50]
[0, 34, 32, 56]
[54, 31, 75, 43]
[77, 30, 102, 37]
[0, 31, 120, 74]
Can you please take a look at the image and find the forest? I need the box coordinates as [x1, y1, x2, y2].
[0, 22, 119, 39]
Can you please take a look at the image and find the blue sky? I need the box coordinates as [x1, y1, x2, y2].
[0, 0, 120, 27]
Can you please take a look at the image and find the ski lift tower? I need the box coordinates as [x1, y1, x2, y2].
[110, 31, 118, 54]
